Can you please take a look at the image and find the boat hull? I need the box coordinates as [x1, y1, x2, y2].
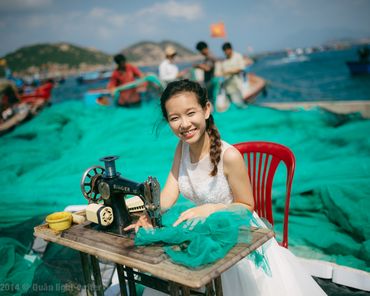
[242, 74, 266, 103]
[346, 61, 370, 75]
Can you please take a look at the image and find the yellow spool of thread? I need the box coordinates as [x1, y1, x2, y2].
[46, 212, 72, 231]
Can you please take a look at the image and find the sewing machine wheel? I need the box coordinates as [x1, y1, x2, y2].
[81, 166, 105, 203]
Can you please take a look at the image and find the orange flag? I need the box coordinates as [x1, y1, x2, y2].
[210, 22, 226, 38]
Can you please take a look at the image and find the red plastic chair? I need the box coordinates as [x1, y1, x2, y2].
[233, 141, 295, 248]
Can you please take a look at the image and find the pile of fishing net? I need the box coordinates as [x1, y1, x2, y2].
[0, 100, 369, 294]
[135, 203, 270, 273]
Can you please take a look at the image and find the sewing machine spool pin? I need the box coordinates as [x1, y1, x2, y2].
[99, 156, 119, 178]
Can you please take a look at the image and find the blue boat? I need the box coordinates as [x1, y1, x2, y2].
[346, 61, 370, 75]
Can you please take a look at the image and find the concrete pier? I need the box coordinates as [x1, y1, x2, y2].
[259, 100, 370, 119]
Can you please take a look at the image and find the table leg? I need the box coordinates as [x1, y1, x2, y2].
[205, 282, 214, 296]
[116, 264, 129, 296]
[90, 255, 104, 296]
[181, 286, 190, 296]
[126, 267, 137, 296]
[79, 252, 94, 296]
[214, 276, 223, 296]
[169, 282, 180, 296]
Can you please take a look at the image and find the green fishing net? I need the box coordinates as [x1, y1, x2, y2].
[0, 100, 369, 293]
[0, 237, 41, 296]
[135, 203, 271, 274]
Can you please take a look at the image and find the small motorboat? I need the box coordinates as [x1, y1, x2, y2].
[346, 61, 370, 75]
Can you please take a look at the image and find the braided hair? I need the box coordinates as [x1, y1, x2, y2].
[160, 79, 222, 176]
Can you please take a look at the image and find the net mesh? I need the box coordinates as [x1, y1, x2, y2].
[135, 203, 271, 274]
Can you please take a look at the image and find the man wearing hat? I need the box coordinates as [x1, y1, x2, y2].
[159, 46, 186, 85]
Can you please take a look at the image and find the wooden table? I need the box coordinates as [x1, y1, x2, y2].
[34, 214, 274, 296]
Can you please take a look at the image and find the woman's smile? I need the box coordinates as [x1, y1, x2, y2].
[181, 128, 197, 139]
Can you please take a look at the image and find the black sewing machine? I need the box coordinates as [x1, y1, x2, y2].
[80, 156, 162, 236]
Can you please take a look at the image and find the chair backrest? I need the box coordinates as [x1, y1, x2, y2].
[233, 141, 295, 248]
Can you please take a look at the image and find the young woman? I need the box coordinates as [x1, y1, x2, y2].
[125, 79, 326, 295]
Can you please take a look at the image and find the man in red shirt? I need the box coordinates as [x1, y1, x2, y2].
[107, 54, 143, 107]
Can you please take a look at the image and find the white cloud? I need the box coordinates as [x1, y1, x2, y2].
[96, 26, 114, 40]
[137, 1, 203, 21]
[0, 1, 204, 55]
[87, 7, 126, 27]
[89, 7, 111, 19]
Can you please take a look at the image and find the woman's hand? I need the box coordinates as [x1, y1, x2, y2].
[123, 213, 153, 233]
[173, 203, 226, 227]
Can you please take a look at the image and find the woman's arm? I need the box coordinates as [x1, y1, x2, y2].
[160, 141, 181, 210]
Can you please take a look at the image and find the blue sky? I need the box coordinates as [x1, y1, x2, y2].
[1, 0, 369, 57]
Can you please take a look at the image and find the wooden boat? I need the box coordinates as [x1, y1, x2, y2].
[215, 73, 267, 112]
[83, 74, 164, 106]
[346, 61, 370, 75]
[0, 104, 31, 136]
[0, 81, 54, 136]
[242, 73, 266, 103]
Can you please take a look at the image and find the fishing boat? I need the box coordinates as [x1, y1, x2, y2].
[215, 73, 267, 112]
[346, 61, 370, 75]
[83, 74, 164, 106]
[242, 73, 266, 103]
[0, 80, 54, 136]
[0, 104, 31, 136]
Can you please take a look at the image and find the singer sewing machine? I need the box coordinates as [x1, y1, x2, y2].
[80, 156, 162, 236]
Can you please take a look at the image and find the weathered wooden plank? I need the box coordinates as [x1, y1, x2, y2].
[61, 222, 166, 264]
[34, 221, 273, 289]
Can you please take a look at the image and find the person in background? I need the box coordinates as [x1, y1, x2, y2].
[159, 46, 187, 86]
[194, 41, 216, 105]
[108, 54, 143, 107]
[220, 42, 246, 108]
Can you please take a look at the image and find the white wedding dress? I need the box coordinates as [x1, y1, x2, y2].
[143, 141, 326, 296]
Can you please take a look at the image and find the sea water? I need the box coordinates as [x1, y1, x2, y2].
[51, 46, 370, 103]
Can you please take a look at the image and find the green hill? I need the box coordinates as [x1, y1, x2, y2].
[1, 43, 112, 73]
[0, 40, 199, 75]
[121, 40, 199, 65]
